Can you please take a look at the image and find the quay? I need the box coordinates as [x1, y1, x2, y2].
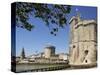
[15, 63, 70, 73]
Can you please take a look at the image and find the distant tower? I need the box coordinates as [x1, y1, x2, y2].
[20, 48, 26, 59]
[69, 9, 97, 65]
[44, 45, 55, 58]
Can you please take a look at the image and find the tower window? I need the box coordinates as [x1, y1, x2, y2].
[85, 50, 88, 55]
[85, 60, 87, 63]
[73, 45, 75, 48]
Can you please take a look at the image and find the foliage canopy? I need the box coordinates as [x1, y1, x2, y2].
[16, 2, 71, 35]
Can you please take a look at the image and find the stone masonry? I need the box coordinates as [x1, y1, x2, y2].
[69, 13, 97, 65]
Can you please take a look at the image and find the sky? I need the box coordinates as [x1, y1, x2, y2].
[16, 4, 97, 56]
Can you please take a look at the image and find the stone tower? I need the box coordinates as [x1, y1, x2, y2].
[69, 12, 97, 65]
[20, 48, 26, 59]
[44, 45, 55, 58]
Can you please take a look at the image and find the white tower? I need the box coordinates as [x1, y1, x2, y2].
[44, 45, 55, 58]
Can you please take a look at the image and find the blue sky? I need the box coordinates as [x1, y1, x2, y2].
[16, 5, 97, 56]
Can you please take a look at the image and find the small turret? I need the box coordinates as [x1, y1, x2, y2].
[69, 8, 81, 26]
[76, 11, 81, 22]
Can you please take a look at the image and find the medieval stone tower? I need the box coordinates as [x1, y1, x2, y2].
[44, 45, 55, 58]
[69, 12, 97, 65]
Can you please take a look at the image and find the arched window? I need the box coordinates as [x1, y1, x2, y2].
[85, 60, 87, 63]
[73, 45, 75, 48]
[85, 50, 88, 55]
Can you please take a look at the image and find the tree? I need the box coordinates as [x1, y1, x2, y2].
[16, 2, 71, 36]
